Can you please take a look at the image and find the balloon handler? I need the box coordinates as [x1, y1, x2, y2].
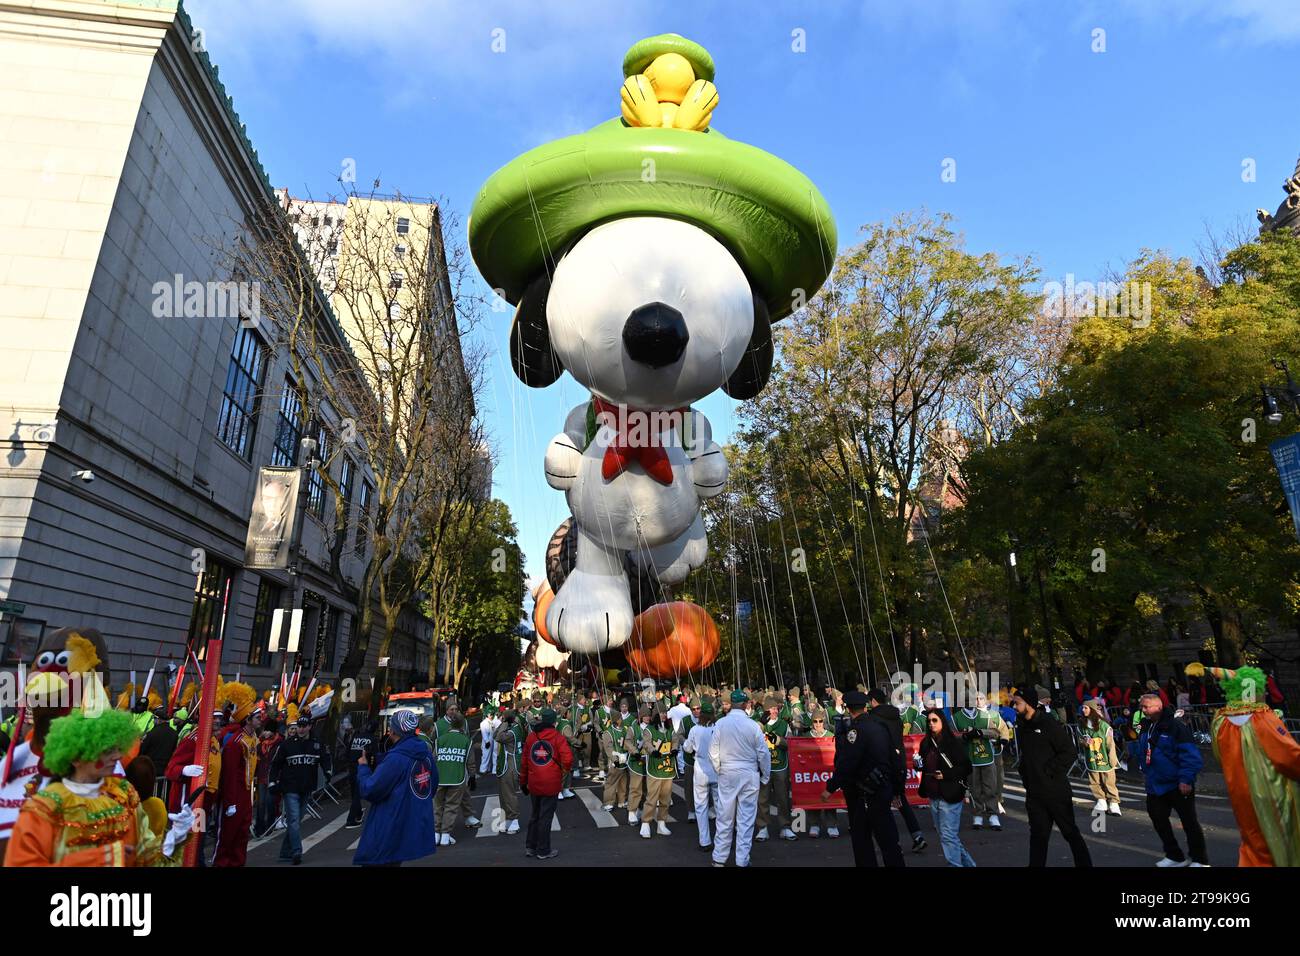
[1189, 663, 1300, 866]
[4, 709, 193, 866]
[470, 33, 836, 656]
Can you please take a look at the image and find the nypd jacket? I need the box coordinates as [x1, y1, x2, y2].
[353, 734, 438, 866]
[1136, 710, 1203, 796]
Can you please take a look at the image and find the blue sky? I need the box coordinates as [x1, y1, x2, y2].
[185, 0, 1300, 582]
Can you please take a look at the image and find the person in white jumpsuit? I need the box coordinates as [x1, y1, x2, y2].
[682, 701, 720, 849]
[707, 690, 771, 867]
[478, 709, 499, 775]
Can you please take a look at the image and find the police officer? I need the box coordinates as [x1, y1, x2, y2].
[821, 690, 904, 867]
[344, 718, 376, 829]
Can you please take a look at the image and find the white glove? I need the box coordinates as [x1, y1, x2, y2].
[614, 752, 627, 766]
[162, 806, 195, 856]
[182, 764, 204, 778]
[224, 804, 237, 817]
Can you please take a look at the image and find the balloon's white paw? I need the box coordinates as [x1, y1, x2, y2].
[547, 569, 634, 653]
[544, 433, 583, 490]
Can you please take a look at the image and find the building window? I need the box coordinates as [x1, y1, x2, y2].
[247, 578, 282, 666]
[356, 479, 373, 555]
[327, 239, 338, 255]
[339, 457, 355, 531]
[394, 244, 407, 257]
[396, 217, 410, 235]
[216, 326, 265, 460]
[187, 560, 235, 660]
[389, 273, 403, 290]
[271, 379, 303, 467]
[1, 617, 46, 666]
[307, 424, 332, 518]
[316, 605, 341, 672]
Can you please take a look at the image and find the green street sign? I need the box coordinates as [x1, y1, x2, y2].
[0, 600, 27, 615]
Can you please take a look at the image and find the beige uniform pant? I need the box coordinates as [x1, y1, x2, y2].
[1088, 769, 1119, 803]
[641, 776, 673, 823]
[758, 768, 791, 831]
[603, 766, 628, 806]
[628, 770, 647, 815]
[498, 765, 520, 822]
[968, 762, 999, 816]
[435, 782, 470, 833]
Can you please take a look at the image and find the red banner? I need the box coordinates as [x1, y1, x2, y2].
[789, 737, 842, 809]
[903, 734, 928, 807]
[788, 734, 931, 809]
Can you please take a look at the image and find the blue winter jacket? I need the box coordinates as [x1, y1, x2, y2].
[353, 733, 438, 865]
[1136, 710, 1203, 796]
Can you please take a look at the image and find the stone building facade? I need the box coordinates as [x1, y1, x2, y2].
[0, 0, 438, 694]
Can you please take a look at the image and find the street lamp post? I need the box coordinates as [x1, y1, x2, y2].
[1261, 359, 1300, 423]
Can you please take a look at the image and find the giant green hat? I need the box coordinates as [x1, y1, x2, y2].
[469, 33, 836, 386]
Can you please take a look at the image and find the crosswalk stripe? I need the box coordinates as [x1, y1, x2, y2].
[1005, 775, 1227, 803]
[348, 837, 360, 851]
[302, 811, 349, 854]
[478, 796, 501, 837]
[576, 787, 619, 828]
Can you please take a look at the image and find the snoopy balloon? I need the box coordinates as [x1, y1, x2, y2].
[470, 34, 836, 654]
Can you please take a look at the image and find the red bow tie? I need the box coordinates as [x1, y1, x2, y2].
[591, 398, 684, 486]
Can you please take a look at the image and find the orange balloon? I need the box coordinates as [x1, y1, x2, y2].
[626, 601, 720, 678]
[533, 583, 557, 646]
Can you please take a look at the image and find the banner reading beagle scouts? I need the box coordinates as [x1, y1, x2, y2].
[789, 735, 930, 809]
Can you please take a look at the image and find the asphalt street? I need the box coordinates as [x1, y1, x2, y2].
[245, 765, 1244, 868]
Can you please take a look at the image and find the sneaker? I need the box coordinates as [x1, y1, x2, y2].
[657, 822, 672, 837]
[989, 815, 1001, 831]
[1092, 798, 1107, 814]
[292, 855, 302, 866]
[344, 821, 362, 830]
[973, 816, 983, 830]
[466, 816, 482, 828]
[827, 827, 840, 838]
[687, 812, 696, 821]
[1189, 862, 1211, 868]
[524, 847, 535, 857]
[911, 834, 927, 853]
[601, 803, 614, 811]
[1108, 801, 1121, 816]
[506, 820, 520, 834]
[756, 827, 769, 842]
[1118, 760, 1129, 773]
[616, 802, 627, 809]
[780, 827, 797, 841]
[712, 861, 725, 867]
[438, 833, 456, 846]
[809, 826, 820, 839]
[628, 811, 638, 825]
[698, 842, 712, 851]
[1156, 857, 1190, 868]
[536, 849, 558, 860]
[640, 822, 652, 839]
[573, 770, 583, 779]
[594, 772, 606, 782]
[563, 789, 575, 798]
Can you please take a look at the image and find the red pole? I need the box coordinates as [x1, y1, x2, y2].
[182, 579, 230, 867]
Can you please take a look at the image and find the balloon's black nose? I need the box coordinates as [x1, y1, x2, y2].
[622, 302, 689, 368]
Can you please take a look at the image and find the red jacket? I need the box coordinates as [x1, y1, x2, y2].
[519, 726, 572, 797]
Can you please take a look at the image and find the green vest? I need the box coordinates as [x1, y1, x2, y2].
[679, 715, 696, 765]
[496, 721, 526, 774]
[1082, 722, 1116, 772]
[645, 725, 675, 779]
[900, 706, 925, 735]
[435, 730, 471, 786]
[952, 708, 997, 766]
[627, 723, 649, 775]
[435, 715, 452, 738]
[761, 717, 789, 772]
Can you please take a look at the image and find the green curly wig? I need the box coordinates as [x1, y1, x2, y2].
[1221, 666, 1268, 706]
[43, 709, 140, 776]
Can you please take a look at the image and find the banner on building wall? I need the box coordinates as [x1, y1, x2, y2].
[244, 467, 300, 569]
[1270, 434, 1300, 542]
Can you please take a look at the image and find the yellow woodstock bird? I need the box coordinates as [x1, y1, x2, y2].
[620, 35, 718, 131]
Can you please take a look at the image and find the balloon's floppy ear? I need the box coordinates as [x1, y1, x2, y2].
[721, 292, 773, 400]
[509, 272, 562, 387]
